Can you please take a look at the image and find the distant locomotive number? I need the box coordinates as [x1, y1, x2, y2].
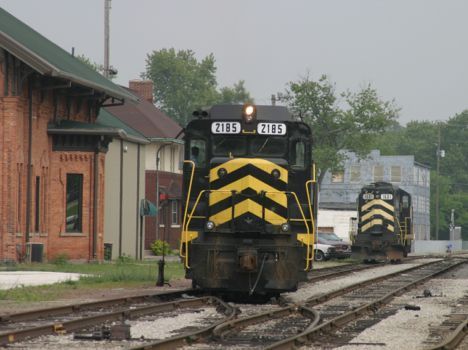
[380, 194, 393, 200]
[211, 122, 241, 134]
[257, 123, 286, 135]
[362, 193, 374, 200]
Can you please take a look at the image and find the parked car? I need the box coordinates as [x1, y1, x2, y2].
[313, 242, 336, 261]
[317, 232, 352, 259]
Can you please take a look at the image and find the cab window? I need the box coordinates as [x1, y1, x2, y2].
[189, 139, 206, 167]
[291, 140, 305, 168]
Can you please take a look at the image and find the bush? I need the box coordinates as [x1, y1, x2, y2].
[150, 240, 171, 256]
[51, 253, 69, 265]
[116, 254, 134, 265]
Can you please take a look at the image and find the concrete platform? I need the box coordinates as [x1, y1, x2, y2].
[0, 271, 81, 290]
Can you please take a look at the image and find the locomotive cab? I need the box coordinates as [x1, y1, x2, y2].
[352, 182, 413, 262]
[180, 104, 317, 297]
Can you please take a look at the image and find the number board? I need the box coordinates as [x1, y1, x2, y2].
[257, 123, 287, 135]
[380, 194, 393, 200]
[211, 122, 241, 134]
[362, 193, 374, 200]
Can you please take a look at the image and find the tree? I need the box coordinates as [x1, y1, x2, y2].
[281, 75, 399, 184]
[75, 54, 117, 80]
[373, 112, 468, 239]
[218, 80, 253, 104]
[142, 48, 253, 125]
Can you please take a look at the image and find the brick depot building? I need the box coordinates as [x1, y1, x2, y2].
[0, 8, 136, 261]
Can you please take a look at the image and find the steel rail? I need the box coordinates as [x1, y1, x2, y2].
[0, 288, 199, 323]
[212, 304, 320, 340]
[307, 263, 381, 283]
[425, 317, 468, 350]
[129, 297, 237, 350]
[265, 259, 466, 349]
[305, 259, 442, 306]
[0, 296, 220, 346]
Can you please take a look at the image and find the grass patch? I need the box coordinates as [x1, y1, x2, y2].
[0, 259, 186, 303]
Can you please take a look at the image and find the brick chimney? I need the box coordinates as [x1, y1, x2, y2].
[129, 80, 153, 103]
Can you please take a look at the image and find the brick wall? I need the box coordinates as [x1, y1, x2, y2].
[0, 66, 106, 262]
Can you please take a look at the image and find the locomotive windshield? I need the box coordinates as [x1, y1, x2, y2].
[251, 136, 286, 156]
[211, 135, 288, 158]
[212, 136, 247, 156]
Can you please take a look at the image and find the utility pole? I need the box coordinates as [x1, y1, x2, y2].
[435, 124, 445, 240]
[271, 94, 276, 106]
[104, 0, 111, 78]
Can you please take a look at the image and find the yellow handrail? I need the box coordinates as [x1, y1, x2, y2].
[305, 178, 316, 263]
[179, 160, 195, 260]
[182, 190, 208, 268]
[286, 191, 312, 271]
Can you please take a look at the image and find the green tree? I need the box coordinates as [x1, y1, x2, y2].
[218, 80, 253, 104]
[373, 112, 468, 240]
[75, 54, 117, 80]
[281, 75, 399, 184]
[142, 48, 253, 125]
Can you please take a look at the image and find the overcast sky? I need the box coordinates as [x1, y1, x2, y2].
[1, 0, 468, 124]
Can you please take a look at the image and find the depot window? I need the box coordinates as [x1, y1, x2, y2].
[66, 174, 83, 232]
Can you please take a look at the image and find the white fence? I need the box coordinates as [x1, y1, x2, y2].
[413, 240, 463, 254]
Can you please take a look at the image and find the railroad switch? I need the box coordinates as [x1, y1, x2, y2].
[73, 324, 130, 341]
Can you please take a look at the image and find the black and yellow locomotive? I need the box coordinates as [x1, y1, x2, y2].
[179, 104, 317, 296]
[351, 182, 413, 262]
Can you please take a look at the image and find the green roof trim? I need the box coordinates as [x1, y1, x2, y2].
[47, 119, 148, 144]
[0, 7, 137, 102]
[97, 109, 149, 144]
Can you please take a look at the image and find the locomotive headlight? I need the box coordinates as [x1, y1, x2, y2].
[217, 167, 227, 178]
[271, 169, 280, 179]
[242, 104, 256, 123]
[205, 221, 215, 231]
[281, 223, 290, 232]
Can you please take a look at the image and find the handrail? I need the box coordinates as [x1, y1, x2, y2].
[305, 179, 316, 262]
[182, 190, 208, 268]
[287, 191, 313, 271]
[179, 160, 195, 260]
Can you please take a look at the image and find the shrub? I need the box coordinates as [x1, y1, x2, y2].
[116, 254, 134, 265]
[51, 253, 69, 265]
[150, 240, 171, 256]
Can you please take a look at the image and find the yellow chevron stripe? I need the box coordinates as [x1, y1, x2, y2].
[209, 175, 287, 207]
[361, 219, 383, 232]
[209, 198, 286, 226]
[210, 158, 288, 182]
[361, 209, 395, 223]
[361, 199, 394, 212]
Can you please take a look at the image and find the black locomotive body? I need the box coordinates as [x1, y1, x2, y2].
[351, 182, 413, 262]
[180, 104, 317, 297]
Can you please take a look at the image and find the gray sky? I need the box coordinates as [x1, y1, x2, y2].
[1, 0, 468, 124]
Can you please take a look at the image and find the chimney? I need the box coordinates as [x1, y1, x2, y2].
[129, 80, 153, 103]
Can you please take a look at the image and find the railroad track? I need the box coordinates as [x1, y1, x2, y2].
[0, 288, 207, 346]
[268, 258, 466, 349]
[2, 257, 462, 349]
[306, 262, 381, 283]
[423, 294, 468, 350]
[132, 259, 462, 349]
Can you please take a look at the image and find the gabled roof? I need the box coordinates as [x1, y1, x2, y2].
[0, 7, 136, 102]
[97, 109, 149, 144]
[105, 89, 182, 143]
